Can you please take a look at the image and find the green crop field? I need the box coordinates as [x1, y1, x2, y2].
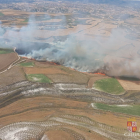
[95, 103, 140, 116]
[0, 48, 14, 54]
[26, 74, 52, 83]
[94, 78, 125, 94]
[20, 62, 34, 67]
[0, 12, 4, 16]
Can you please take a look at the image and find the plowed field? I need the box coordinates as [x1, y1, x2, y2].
[0, 53, 18, 71]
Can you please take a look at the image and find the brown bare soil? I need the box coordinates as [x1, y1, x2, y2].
[0, 96, 88, 117]
[0, 96, 87, 127]
[44, 126, 108, 140]
[62, 126, 109, 140]
[0, 66, 26, 87]
[0, 52, 18, 71]
[24, 67, 68, 75]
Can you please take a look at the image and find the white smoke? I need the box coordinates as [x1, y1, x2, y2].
[0, 14, 140, 78]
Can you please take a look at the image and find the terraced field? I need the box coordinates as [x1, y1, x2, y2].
[93, 103, 140, 116]
[1, 1, 140, 139]
[26, 74, 52, 83]
[0, 51, 140, 140]
[0, 81, 140, 140]
[0, 54, 140, 140]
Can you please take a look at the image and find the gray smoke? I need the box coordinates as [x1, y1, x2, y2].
[0, 15, 140, 78]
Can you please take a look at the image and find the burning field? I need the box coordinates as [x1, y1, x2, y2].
[0, 50, 140, 139]
[0, 3, 140, 140]
[0, 12, 139, 78]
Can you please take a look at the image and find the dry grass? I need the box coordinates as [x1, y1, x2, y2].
[50, 67, 89, 84]
[47, 74, 89, 84]
[35, 61, 59, 68]
[117, 79, 140, 90]
[24, 67, 68, 75]
[0, 66, 26, 87]
[23, 64, 90, 84]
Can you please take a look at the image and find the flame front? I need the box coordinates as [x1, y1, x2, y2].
[49, 62, 58, 65]
[94, 73, 106, 75]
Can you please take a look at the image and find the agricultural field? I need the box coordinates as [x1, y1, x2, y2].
[0, 48, 14, 54]
[26, 74, 52, 83]
[0, 50, 140, 139]
[0, 66, 26, 87]
[0, 89, 140, 137]
[0, 52, 18, 71]
[0, 1, 140, 139]
[87, 74, 109, 88]
[23, 67, 68, 75]
[20, 61, 34, 67]
[94, 78, 125, 94]
[0, 84, 140, 140]
[117, 77, 140, 91]
[93, 103, 140, 116]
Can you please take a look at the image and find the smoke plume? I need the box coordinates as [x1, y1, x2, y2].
[0, 14, 140, 78]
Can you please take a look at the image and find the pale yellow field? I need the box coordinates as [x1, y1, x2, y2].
[118, 79, 140, 90]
